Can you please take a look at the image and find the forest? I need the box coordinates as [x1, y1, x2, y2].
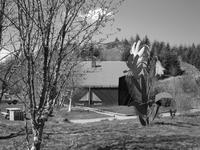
[122, 35, 200, 72]
[81, 34, 200, 76]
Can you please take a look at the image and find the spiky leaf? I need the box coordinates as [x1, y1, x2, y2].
[125, 41, 157, 125]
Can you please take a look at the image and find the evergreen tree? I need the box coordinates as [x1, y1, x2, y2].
[129, 36, 135, 45]
[113, 34, 200, 71]
[162, 52, 184, 76]
[135, 34, 140, 42]
[142, 35, 150, 46]
[121, 38, 131, 61]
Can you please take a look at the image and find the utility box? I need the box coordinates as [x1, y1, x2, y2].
[6, 108, 24, 121]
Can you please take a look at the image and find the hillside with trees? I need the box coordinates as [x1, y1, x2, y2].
[83, 35, 200, 76]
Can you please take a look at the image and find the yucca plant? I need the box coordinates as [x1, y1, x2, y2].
[126, 40, 156, 126]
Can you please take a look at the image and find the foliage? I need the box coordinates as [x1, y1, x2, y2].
[80, 44, 101, 60]
[80, 34, 200, 73]
[161, 52, 184, 76]
[125, 40, 155, 126]
[114, 35, 188, 76]
[121, 39, 131, 61]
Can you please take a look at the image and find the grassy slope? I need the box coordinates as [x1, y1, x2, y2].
[154, 61, 200, 112]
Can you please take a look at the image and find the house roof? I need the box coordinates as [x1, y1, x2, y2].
[75, 61, 129, 88]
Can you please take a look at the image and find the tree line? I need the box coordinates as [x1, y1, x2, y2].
[83, 34, 200, 76]
[121, 35, 200, 71]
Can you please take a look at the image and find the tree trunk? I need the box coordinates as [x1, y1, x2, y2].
[31, 121, 45, 150]
[68, 99, 72, 112]
[138, 115, 149, 126]
[68, 89, 73, 112]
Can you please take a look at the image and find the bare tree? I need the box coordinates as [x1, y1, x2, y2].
[0, 0, 20, 103]
[0, 0, 15, 45]
[3, 0, 123, 149]
[0, 57, 21, 102]
[0, 0, 6, 44]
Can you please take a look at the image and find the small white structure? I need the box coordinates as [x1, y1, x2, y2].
[6, 108, 24, 121]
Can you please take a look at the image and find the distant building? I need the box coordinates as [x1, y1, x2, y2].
[72, 61, 128, 106]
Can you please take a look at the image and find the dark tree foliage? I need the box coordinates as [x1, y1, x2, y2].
[121, 39, 131, 61]
[119, 34, 200, 76]
[80, 34, 200, 73]
[161, 52, 184, 76]
[142, 35, 150, 46]
[135, 34, 140, 42]
[80, 44, 101, 60]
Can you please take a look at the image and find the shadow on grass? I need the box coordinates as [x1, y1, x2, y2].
[97, 135, 200, 150]
[0, 129, 25, 139]
[180, 113, 200, 118]
[154, 121, 199, 128]
[0, 128, 33, 140]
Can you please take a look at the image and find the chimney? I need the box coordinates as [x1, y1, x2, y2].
[91, 56, 96, 68]
[89, 44, 96, 68]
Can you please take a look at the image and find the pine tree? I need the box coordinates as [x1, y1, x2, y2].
[162, 52, 183, 76]
[129, 36, 135, 45]
[135, 34, 140, 42]
[142, 35, 150, 46]
[121, 38, 131, 61]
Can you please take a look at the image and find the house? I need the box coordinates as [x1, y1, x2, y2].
[72, 61, 129, 106]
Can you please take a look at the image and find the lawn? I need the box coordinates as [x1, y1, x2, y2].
[0, 107, 200, 149]
[49, 107, 110, 123]
[96, 105, 175, 116]
[97, 106, 137, 115]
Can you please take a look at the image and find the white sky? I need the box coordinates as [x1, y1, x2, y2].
[105, 0, 200, 46]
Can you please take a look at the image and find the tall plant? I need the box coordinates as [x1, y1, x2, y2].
[126, 40, 156, 126]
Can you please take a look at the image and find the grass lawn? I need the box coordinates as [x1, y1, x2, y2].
[97, 105, 174, 116]
[0, 107, 200, 149]
[50, 107, 110, 123]
[96, 105, 136, 115]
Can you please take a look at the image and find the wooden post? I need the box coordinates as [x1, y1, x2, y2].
[88, 87, 92, 106]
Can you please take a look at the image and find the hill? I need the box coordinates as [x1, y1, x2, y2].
[155, 61, 200, 112]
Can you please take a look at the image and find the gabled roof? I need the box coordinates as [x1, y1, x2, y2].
[76, 61, 129, 88]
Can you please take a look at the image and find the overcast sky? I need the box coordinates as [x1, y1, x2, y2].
[106, 0, 200, 46]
